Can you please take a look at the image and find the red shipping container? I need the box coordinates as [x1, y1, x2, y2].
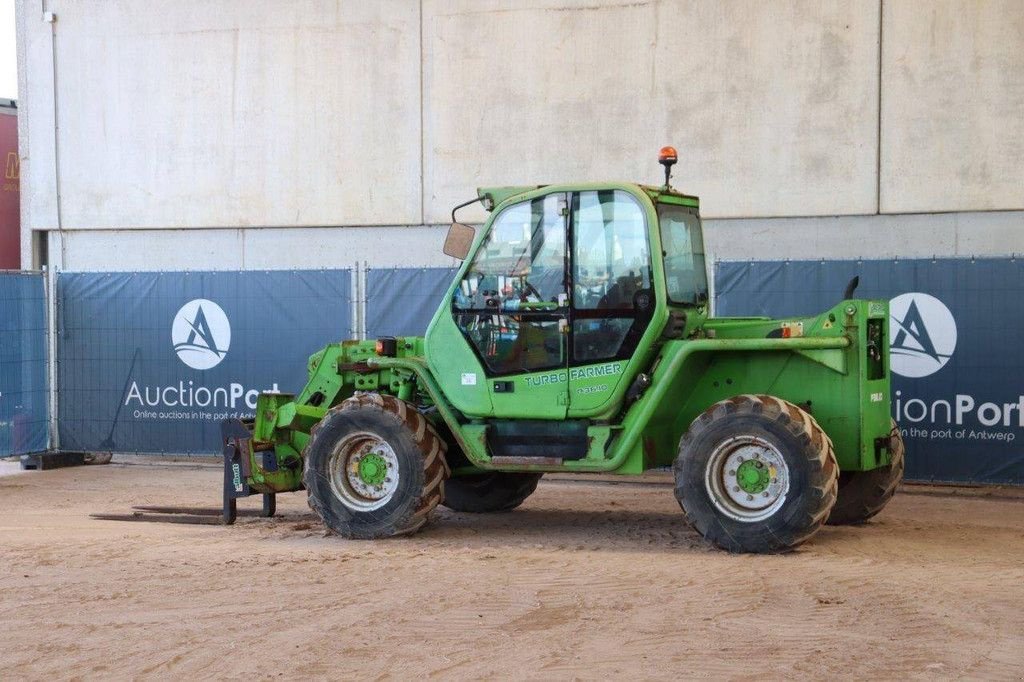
[0, 104, 19, 270]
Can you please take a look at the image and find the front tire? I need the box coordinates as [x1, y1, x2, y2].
[303, 394, 448, 539]
[442, 472, 542, 513]
[674, 394, 838, 553]
[827, 420, 905, 525]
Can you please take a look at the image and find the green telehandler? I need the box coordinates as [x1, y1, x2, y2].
[220, 148, 903, 553]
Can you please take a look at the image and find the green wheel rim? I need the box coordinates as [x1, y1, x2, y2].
[358, 452, 388, 486]
[736, 459, 771, 494]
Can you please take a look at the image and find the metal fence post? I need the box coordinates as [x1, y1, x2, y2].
[360, 260, 369, 340]
[43, 265, 60, 451]
[350, 261, 363, 341]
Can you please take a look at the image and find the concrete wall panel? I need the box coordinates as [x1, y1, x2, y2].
[56, 225, 460, 272]
[53, 208, 1023, 274]
[59, 228, 244, 271]
[881, 0, 1024, 213]
[705, 210, 1024, 265]
[18, 2, 58, 234]
[40, 0, 422, 230]
[242, 225, 460, 269]
[423, 0, 881, 223]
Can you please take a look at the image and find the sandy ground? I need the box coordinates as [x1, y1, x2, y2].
[1, 459, 1022, 680]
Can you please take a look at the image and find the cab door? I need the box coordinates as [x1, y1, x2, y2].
[449, 192, 570, 419]
[567, 189, 655, 414]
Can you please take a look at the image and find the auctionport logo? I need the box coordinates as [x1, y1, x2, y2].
[889, 292, 956, 378]
[172, 299, 231, 370]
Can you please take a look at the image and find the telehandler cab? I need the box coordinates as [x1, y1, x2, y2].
[221, 148, 903, 553]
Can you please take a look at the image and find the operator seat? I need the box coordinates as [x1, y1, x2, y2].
[504, 318, 562, 373]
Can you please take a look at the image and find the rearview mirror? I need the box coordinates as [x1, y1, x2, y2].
[443, 222, 476, 260]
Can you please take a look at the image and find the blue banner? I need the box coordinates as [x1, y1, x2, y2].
[0, 272, 48, 455]
[715, 258, 1024, 485]
[57, 270, 352, 455]
[366, 267, 457, 338]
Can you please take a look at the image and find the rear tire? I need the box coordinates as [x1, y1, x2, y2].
[84, 452, 113, 465]
[827, 420, 905, 525]
[303, 394, 448, 539]
[674, 394, 838, 553]
[442, 472, 542, 513]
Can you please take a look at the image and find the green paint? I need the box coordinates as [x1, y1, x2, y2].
[736, 460, 770, 494]
[234, 179, 894, 500]
[357, 452, 387, 486]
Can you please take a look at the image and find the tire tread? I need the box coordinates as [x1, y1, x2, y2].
[674, 394, 839, 552]
[827, 420, 904, 525]
[303, 392, 447, 538]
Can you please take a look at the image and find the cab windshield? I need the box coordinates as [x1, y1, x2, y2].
[658, 203, 709, 305]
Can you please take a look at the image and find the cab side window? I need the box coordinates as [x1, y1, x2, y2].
[452, 194, 567, 375]
[571, 190, 652, 363]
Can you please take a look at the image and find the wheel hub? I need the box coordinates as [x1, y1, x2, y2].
[735, 459, 771, 494]
[328, 433, 400, 511]
[357, 452, 388, 486]
[704, 436, 790, 523]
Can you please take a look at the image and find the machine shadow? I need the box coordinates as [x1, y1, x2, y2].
[251, 483, 900, 556]
[424, 506, 712, 554]
[427, 506, 909, 556]
[259, 502, 886, 556]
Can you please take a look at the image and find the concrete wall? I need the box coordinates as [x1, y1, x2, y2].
[424, 0, 880, 224]
[48, 224, 460, 271]
[20, 1, 422, 232]
[881, 0, 1024, 213]
[15, 0, 1024, 272]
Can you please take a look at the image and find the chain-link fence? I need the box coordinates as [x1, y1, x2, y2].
[0, 271, 49, 456]
[365, 267, 457, 338]
[56, 270, 352, 455]
[715, 257, 1024, 485]
[6, 258, 1022, 485]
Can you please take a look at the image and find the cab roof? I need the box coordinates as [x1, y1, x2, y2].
[477, 183, 699, 212]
